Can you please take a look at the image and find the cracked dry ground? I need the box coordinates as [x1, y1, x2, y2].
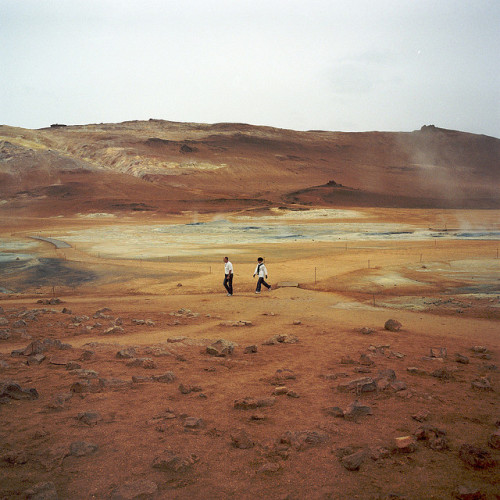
[0, 292, 499, 500]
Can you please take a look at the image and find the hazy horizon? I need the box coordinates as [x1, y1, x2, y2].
[1, 0, 499, 137]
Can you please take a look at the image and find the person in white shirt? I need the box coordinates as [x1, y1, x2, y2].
[223, 257, 233, 296]
[253, 257, 271, 294]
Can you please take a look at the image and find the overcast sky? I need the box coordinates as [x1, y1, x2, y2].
[1, 0, 499, 137]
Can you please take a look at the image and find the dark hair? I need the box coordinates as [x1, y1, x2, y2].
[257, 257, 263, 262]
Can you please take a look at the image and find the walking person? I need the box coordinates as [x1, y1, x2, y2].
[253, 257, 271, 294]
[223, 257, 233, 296]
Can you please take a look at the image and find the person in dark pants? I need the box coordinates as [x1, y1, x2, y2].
[223, 256, 233, 296]
[253, 257, 271, 294]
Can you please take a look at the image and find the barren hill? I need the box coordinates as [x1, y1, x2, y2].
[1, 120, 499, 215]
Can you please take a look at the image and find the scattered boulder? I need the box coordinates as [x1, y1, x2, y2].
[323, 406, 344, 418]
[278, 430, 329, 451]
[407, 367, 429, 376]
[459, 444, 495, 469]
[455, 353, 469, 364]
[27, 354, 46, 365]
[269, 368, 297, 385]
[384, 319, 402, 332]
[230, 429, 255, 449]
[0, 330, 11, 340]
[126, 358, 157, 369]
[360, 327, 374, 335]
[0, 381, 38, 400]
[414, 426, 449, 450]
[153, 372, 176, 383]
[110, 480, 158, 500]
[234, 397, 275, 410]
[152, 449, 198, 472]
[471, 377, 492, 391]
[337, 377, 376, 394]
[412, 410, 430, 422]
[341, 449, 367, 471]
[76, 411, 102, 426]
[183, 417, 204, 429]
[262, 334, 299, 345]
[344, 400, 372, 420]
[244, 345, 258, 354]
[206, 339, 235, 357]
[431, 368, 455, 380]
[470, 346, 489, 354]
[69, 441, 98, 457]
[220, 320, 252, 327]
[116, 348, 136, 359]
[394, 436, 416, 453]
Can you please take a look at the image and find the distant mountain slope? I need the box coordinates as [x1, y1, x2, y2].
[0, 120, 498, 214]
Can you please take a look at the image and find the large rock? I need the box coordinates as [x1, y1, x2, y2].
[206, 339, 234, 357]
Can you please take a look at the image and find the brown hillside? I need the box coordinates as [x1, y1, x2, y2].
[0, 121, 498, 215]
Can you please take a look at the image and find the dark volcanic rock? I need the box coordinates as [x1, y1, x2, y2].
[384, 319, 402, 331]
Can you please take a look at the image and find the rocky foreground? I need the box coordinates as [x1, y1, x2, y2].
[0, 300, 498, 499]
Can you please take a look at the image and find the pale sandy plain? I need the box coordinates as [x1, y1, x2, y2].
[1, 207, 499, 500]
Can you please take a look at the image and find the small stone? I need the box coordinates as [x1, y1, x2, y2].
[430, 347, 447, 358]
[153, 372, 176, 383]
[28, 353, 46, 365]
[206, 339, 235, 357]
[116, 348, 137, 359]
[453, 485, 486, 500]
[110, 480, 158, 500]
[262, 334, 299, 345]
[69, 441, 98, 457]
[0, 330, 11, 340]
[152, 450, 198, 472]
[488, 429, 500, 449]
[412, 410, 430, 422]
[76, 411, 102, 426]
[471, 377, 492, 391]
[279, 430, 329, 451]
[341, 449, 366, 471]
[431, 368, 455, 380]
[286, 390, 300, 398]
[183, 417, 204, 429]
[377, 369, 396, 381]
[102, 326, 124, 335]
[292, 320, 302, 325]
[455, 353, 469, 364]
[230, 429, 255, 449]
[344, 400, 372, 420]
[359, 353, 374, 366]
[258, 462, 281, 473]
[384, 319, 402, 332]
[324, 406, 344, 418]
[2, 450, 28, 465]
[360, 327, 374, 335]
[394, 436, 416, 453]
[407, 366, 429, 375]
[470, 346, 488, 354]
[272, 386, 288, 396]
[337, 377, 376, 393]
[244, 345, 258, 354]
[459, 444, 495, 469]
